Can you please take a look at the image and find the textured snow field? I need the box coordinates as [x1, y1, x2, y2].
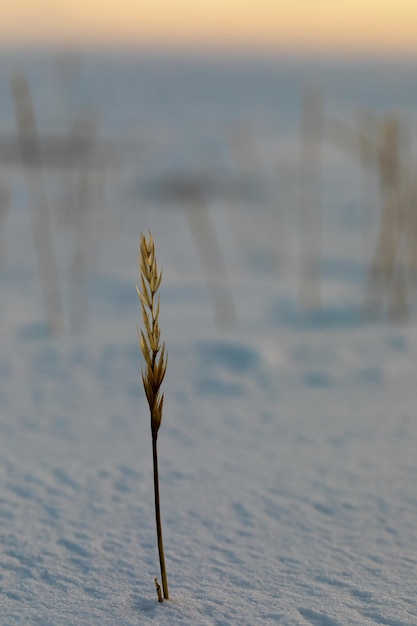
[1, 52, 417, 625]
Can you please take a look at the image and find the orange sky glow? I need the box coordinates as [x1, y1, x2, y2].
[1, 1, 417, 55]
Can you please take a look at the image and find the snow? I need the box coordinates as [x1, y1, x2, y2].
[0, 51, 417, 625]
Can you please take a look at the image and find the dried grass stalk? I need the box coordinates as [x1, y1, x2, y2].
[137, 230, 169, 601]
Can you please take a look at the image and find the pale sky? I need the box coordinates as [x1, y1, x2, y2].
[1, 1, 417, 54]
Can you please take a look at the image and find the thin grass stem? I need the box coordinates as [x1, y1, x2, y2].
[137, 230, 169, 601]
[152, 432, 169, 599]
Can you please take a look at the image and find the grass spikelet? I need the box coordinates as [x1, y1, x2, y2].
[137, 230, 169, 601]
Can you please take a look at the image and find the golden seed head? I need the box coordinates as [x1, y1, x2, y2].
[137, 231, 167, 435]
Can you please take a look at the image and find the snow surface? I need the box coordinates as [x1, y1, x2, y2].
[0, 51, 417, 625]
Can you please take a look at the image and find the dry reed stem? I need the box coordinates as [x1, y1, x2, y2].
[11, 73, 64, 334]
[137, 230, 169, 601]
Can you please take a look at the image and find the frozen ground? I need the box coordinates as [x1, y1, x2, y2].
[0, 51, 417, 625]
